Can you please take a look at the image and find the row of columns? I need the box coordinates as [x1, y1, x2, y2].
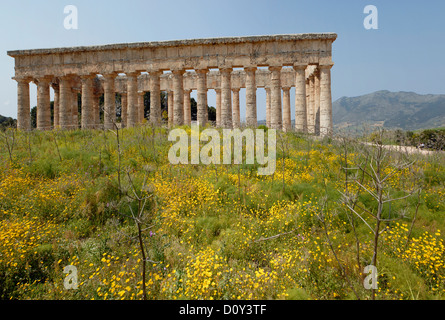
[16, 64, 333, 135]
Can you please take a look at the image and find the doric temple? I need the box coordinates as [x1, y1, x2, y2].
[7, 33, 337, 135]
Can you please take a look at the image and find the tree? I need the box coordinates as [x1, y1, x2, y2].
[0, 115, 17, 129]
[208, 106, 216, 122]
[31, 106, 37, 129]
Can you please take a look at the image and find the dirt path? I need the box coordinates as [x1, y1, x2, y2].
[362, 142, 442, 156]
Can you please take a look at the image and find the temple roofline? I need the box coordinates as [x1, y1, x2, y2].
[7, 33, 337, 57]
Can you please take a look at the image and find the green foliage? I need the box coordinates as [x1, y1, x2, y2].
[0, 126, 443, 300]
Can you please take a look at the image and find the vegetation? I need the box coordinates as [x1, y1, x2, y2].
[367, 128, 445, 151]
[0, 125, 444, 300]
[0, 115, 16, 129]
[333, 90, 445, 131]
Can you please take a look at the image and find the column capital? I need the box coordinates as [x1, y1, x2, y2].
[318, 63, 334, 70]
[196, 68, 208, 74]
[80, 75, 95, 86]
[215, 88, 221, 93]
[219, 67, 232, 74]
[125, 71, 140, 77]
[58, 74, 75, 81]
[79, 73, 96, 80]
[293, 63, 307, 71]
[171, 68, 185, 75]
[184, 89, 192, 94]
[34, 75, 53, 85]
[147, 69, 162, 76]
[232, 88, 240, 93]
[282, 86, 291, 91]
[103, 72, 118, 79]
[244, 66, 257, 73]
[268, 65, 282, 72]
[138, 91, 145, 96]
[13, 76, 32, 83]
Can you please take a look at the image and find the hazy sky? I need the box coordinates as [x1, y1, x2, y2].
[1, 0, 444, 120]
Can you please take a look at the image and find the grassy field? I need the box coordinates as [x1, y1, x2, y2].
[0, 125, 444, 300]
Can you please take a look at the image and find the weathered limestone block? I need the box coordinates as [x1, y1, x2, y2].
[183, 89, 192, 126]
[269, 66, 282, 130]
[126, 72, 139, 128]
[81, 75, 95, 129]
[215, 89, 221, 127]
[319, 64, 333, 136]
[196, 69, 208, 126]
[149, 70, 162, 125]
[167, 90, 174, 128]
[245, 67, 257, 127]
[36, 77, 51, 131]
[172, 69, 184, 126]
[121, 93, 127, 128]
[220, 68, 232, 128]
[138, 91, 145, 124]
[265, 87, 271, 128]
[103, 73, 116, 129]
[16, 78, 31, 131]
[294, 65, 307, 133]
[232, 88, 240, 128]
[282, 87, 291, 132]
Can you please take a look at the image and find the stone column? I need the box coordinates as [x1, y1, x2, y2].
[103, 74, 116, 129]
[36, 77, 51, 131]
[294, 64, 307, 133]
[72, 88, 79, 129]
[265, 87, 271, 128]
[215, 89, 221, 127]
[93, 94, 100, 129]
[172, 69, 184, 126]
[269, 66, 282, 130]
[149, 70, 162, 125]
[167, 90, 174, 128]
[16, 78, 31, 131]
[138, 91, 145, 123]
[314, 70, 321, 135]
[282, 87, 291, 132]
[308, 74, 315, 133]
[196, 69, 208, 126]
[232, 88, 240, 128]
[59, 76, 72, 130]
[183, 89, 192, 126]
[121, 93, 127, 128]
[220, 68, 232, 128]
[245, 67, 257, 127]
[126, 72, 139, 127]
[52, 83, 60, 129]
[81, 75, 94, 130]
[306, 80, 310, 131]
[319, 64, 334, 136]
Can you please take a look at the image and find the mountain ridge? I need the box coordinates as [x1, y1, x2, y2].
[333, 90, 445, 131]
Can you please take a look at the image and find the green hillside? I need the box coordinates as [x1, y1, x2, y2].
[333, 91, 445, 131]
[0, 126, 444, 300]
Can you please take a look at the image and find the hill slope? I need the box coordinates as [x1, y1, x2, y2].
[333, 90, 445, 131]
[0, 114, 16, 127]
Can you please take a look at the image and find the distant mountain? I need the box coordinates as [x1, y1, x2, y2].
[333, 90, 445, 131]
